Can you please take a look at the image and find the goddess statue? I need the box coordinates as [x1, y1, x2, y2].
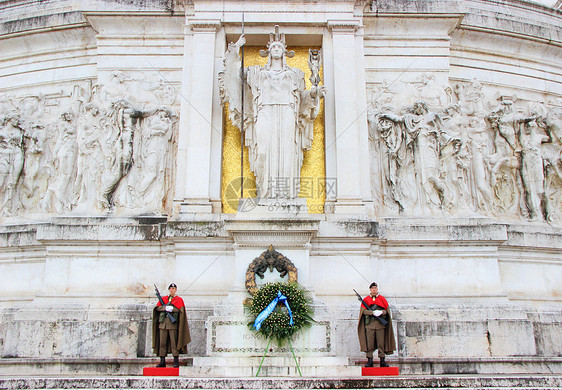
[219, 26, 324, 200]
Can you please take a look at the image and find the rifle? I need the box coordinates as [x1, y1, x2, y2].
[154, 284, 177, 324]
[353, 289, 388, 326]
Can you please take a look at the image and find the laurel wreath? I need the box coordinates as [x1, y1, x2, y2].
[245, 282, 315, 347]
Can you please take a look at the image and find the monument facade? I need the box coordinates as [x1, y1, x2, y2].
[0, 0, 560, 376]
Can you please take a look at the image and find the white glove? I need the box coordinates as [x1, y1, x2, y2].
[165, 305, 173, 312]
[373, 310, 383, 317]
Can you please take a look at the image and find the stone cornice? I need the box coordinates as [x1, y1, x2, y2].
[188, 18, 221, 32]
[327, 20, 360, 33]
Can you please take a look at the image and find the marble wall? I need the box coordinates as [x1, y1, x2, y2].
[0, 0, 560, 374]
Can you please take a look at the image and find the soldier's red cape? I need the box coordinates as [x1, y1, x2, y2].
[362, 295, 389, 310]
[157, 295, 185, 309]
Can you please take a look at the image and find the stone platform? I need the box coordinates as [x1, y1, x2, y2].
[182, 356, 360, 377]
[1, 357, 561, 376]
[0, 374, 561, 389]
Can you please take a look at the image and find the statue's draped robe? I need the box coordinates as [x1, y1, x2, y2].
[220, 45, 319, 199]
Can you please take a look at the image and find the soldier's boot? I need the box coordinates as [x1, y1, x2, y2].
[365, 357, 374, 367]
[173, 356, 180, 368]
[380, 357, 389, 367]
[156, 357, 166, 367]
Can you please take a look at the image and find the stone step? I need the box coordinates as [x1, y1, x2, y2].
[0, 375, 561, 389]
[180, 364, 362, 377]
[1, 356, 561, 376]
[186, 356, 360, 377]
[192, 356, 351, 367]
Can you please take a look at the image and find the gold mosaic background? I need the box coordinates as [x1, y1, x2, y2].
[221, 46, 325, 213]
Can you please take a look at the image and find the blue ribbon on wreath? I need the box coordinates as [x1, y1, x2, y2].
[253, 291, 294, 331]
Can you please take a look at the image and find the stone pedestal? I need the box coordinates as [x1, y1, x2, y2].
[191, 205, 352, 376]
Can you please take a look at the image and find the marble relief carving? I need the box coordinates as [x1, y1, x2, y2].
[368, 76, 562, 224]
[0, 72, 177, 217]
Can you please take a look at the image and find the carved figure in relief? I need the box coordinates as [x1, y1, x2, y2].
[0, 112, 25, 214]
[417, 73, 451, 109]
[219, 25, 324, 199]
[369, 76, 561, 223]
[440, 137, 470, 213]
[541, 105, 562, 222]
[75, 103, 103, 210]
[376, 109, 404, 211]
[42, 111, 78, 213]
[92, 72, 173, 212]
[488, 99, 521, 152]
[369, 104, 417, 213]
[454, 79, 486, 116]
[487, 100, 525, 216]
[0, 75, 176, 217]
[541, 105, 562, 178]
[517, 116, 549, 220]
[93, 73, 140, 210]
[380, 102, 447, 213]
[440, 104, 471, 212]
[124, 107, 174, 212]
[95, 98, 137, 211]
[21, 123, 48, 211]
[467, 117, 493, 214]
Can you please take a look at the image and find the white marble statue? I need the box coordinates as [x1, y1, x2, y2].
[219, 25, 324, 199]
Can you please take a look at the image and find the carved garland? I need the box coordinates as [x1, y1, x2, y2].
[245, 245, 298, 295]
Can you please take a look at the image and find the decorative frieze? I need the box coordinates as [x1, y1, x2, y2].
[368, 75, 562, 224]
[0, 71, 178, 217]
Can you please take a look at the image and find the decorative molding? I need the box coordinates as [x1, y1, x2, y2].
[230, 231, 315, 248]
[327, 20, 360, 33]
[188, 19, 221, 32]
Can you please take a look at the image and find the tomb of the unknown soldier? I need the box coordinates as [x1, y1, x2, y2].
[0, 0, 561, 389]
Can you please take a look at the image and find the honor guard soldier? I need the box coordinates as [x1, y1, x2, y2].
[357, 282, 396, 367]
[152, 283, 191, 367]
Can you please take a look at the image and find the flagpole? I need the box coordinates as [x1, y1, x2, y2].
[240, 12, 245, 200]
